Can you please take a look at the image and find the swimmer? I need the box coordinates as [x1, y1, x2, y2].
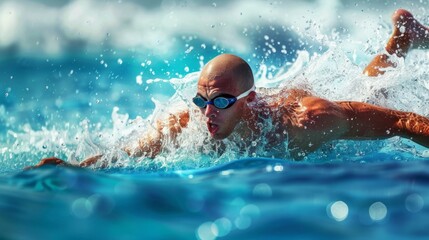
[30, 9, 429, 168]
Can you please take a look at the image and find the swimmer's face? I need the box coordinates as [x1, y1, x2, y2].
[196, 75, 249, 140]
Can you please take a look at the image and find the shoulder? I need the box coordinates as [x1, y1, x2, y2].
[289, 96, 349, 133]
[300, 96, 342, 111]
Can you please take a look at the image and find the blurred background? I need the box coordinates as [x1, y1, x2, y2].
[2, 2, 429, 239]
[1, 0, 428, 131]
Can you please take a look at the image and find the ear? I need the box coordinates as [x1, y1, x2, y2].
[246, 91, 256, 102]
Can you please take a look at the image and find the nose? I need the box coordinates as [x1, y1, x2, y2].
[204, 104, 218, 118]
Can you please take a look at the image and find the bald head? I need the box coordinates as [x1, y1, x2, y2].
[196, 54, 256, 140]
[199, 54, 254, 92]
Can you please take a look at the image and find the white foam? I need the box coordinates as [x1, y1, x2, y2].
[3, 1, 429, 172]
[0, 0, 425, 57]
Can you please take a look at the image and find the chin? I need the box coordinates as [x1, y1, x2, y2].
[211, 134, 226, 140]
[211, 132, 230, 140]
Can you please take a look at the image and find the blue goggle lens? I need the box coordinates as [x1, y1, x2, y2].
[192, 95, 236, 109]
[213, 97, 230, 108]
[192, 96, 207, 108]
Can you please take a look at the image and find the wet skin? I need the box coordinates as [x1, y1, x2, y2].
[30, 9, 429, 167]
[196, 75, 253, 140]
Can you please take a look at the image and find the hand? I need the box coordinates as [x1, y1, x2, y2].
[24, 157, 70, 170]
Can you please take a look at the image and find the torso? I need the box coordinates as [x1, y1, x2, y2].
[257, 88, 349, 159]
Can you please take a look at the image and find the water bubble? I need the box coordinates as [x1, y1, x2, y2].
[184, 66, 190, 72]
[273, 165, 283, 172]
[71, 198, 93, 218]
[220, 170, 233, 176]
[88, 194, 114, 215]
[405, 193, 424, 213]
[196, 222, 216, 240]
[329, 201, 349, 221]
[117, 58, 123, 65]
[253, 183, 272, 197]
[185, 46, 194, 54]
[234, 215, 251, 230]
[212, 218, 231, 237]
[136, 75, 143, 85]
[369, 202, 387, 221]
[240, 204, 260, 217]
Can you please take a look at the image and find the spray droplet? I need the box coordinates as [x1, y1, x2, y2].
[136, 75, 143, 85]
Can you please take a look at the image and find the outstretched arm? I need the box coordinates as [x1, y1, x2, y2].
[28, 111, 190, 169]
[24, 154, 103, 170]
[337, 101, 429, 147]
[125, 110, 190, 158]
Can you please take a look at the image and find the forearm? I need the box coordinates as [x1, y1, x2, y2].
[338, 101, 399, 138]
[338, 101, 429, 146]
[131, 110, 190, 158]
[26, 154, 104, 170]
[123, 135, 162, 158]
[79, 154, 104, 167]
[396, 112, 429, 147]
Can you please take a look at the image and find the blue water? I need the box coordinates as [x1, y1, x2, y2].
[1, 159, 429, 240]
[1, 0, 429, 239]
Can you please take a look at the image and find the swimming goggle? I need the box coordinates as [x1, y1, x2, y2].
[192, 85, 256, 109]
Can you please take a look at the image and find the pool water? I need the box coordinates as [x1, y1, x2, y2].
[1, 0, 429, 239]
[1, 158, 429, 240]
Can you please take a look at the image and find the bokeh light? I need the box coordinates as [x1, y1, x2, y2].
[329, 201, 349, 222]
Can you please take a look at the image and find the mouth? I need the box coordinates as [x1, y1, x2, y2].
[207, 122, 219, 136]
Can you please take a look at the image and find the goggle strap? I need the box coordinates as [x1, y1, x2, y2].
[235, 85, 256, 100]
